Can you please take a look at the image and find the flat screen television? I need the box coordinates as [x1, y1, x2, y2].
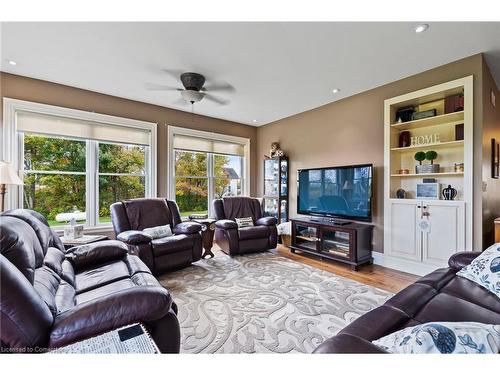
[297, 164, 373, 222]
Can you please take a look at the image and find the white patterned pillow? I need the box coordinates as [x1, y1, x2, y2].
[143, 224, 172, 239]
[457, 244, 500, 299]
[373, 322, 500, 354]
[235, 217, 254, 228]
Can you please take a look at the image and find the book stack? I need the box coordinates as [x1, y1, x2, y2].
[444, 94, 464, 113]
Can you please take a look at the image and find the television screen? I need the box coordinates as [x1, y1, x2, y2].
[297, 164, 373, 221]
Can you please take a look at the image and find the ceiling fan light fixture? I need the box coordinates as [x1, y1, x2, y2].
[181, 90, 205, 103]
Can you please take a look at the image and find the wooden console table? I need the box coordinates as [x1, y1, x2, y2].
[290, 217, 373, 270]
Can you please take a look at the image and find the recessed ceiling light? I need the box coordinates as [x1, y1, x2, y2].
[414, 24, 429, 33]
[332, 88, 340, 94]
[252, 119, 258, 123]
[7, 60, 17, 66]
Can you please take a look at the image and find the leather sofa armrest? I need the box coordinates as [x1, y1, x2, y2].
[313, 334, 388, 354]
[215, 219, 238, 230]
[117, 230, 152, 245]
[256, 216, 277, 226]
[448, 251, 482, 271]
[173, 222, 202, 235]
[65, 240, 128, 271]
[49, 286, 172, 349]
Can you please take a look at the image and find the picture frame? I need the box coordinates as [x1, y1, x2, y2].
[416, 183, 440, 200]
[492, 138, 499, 179]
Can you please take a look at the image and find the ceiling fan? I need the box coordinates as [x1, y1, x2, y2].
[146, 70, 234, 107]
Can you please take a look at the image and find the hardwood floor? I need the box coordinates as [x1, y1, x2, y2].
[269, 245, 418, 294]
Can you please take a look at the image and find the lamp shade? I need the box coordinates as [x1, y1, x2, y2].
[0, 162, 23, 185]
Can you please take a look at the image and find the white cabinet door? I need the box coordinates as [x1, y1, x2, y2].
[387, 200, 421, 261]
[421, 201, 466, 267]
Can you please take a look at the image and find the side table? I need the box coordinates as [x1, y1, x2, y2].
[60, 234, 109, 250]
[188, 217, 216, 259]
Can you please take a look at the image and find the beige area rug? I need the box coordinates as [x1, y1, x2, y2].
[160, 250, 392, 353]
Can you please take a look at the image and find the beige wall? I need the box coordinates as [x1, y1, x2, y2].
[481, 60, 500, 248]
[256, 54, 485, 253]
[2, 54, 495, 250]
[0, 72, 258, 198]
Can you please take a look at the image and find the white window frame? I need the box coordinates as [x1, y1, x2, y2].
[167, 125, 250, 218]
[2, 98, 157, 230]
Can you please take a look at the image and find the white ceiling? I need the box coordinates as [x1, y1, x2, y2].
[1, 22, 500, 126]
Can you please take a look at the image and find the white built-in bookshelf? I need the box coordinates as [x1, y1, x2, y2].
[383, 76, 473, 275]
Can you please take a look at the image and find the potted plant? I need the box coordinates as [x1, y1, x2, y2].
[425, 151, 438, 164]
[415, 150, 440, 174]
[414, 151, 426, 173]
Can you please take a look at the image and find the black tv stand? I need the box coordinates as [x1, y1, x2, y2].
[291, 217, 373, 271]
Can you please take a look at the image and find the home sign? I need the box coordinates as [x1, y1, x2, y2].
[411, 133, 441, 146]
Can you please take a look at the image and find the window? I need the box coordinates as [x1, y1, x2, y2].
[2, 99, 156, 228]
[169, 127, 249, 218]
[98, 142, 147, 224]
[213, 154, 243, 198]
[23, 134, 87, 226]
[174, 150, 209, 217]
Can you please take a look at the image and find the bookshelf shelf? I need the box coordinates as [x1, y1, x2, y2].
[390, 111, 464, 130]
[390, 172, 464, 178]
[390, 140, 464, 152]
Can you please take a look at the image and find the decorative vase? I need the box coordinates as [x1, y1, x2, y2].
[442, 185, 457, 200]
[399, 131, 411, 147]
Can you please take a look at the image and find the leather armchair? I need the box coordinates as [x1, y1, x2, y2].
[213, 197, 278, 255]
[111, 198, 202, 275]
[0, 209, 180, 353]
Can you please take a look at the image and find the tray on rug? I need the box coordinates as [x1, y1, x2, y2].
[50, 324, 159, 354]
[160, 250, 393, 354]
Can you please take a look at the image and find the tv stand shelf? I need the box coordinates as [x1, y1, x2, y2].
[290, 217, 373, 271]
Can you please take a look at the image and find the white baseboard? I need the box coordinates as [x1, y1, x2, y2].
[372, 252, 440, 276]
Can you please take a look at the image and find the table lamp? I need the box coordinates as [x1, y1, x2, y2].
[0, 161, 23, 212]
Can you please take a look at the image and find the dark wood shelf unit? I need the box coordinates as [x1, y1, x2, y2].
[262, 156, 289, 224]
[290, 217, 373, 271]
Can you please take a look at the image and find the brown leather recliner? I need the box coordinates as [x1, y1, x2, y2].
[111, 198, 202, 275]
[213, 197, 278, 256]
[0, 209, 180, 353]
[313, 251, 500, 353]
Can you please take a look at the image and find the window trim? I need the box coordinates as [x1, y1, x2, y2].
[167, 125, 250, 217]
[2, 98, 157, 229]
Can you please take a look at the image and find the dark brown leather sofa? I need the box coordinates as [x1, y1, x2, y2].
[0, 209, 180, 353]
[111, 198, 202, 275]
[313, 251, 500, 353]
[213, 197, 277, 256]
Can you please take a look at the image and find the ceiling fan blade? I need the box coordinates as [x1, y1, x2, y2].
[161, 68, 185, 80]
[205, 93, 230, 106]
[172, 98, 189, 106]
[145, 83, 181, 91]
[202, 81, 235, 93]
